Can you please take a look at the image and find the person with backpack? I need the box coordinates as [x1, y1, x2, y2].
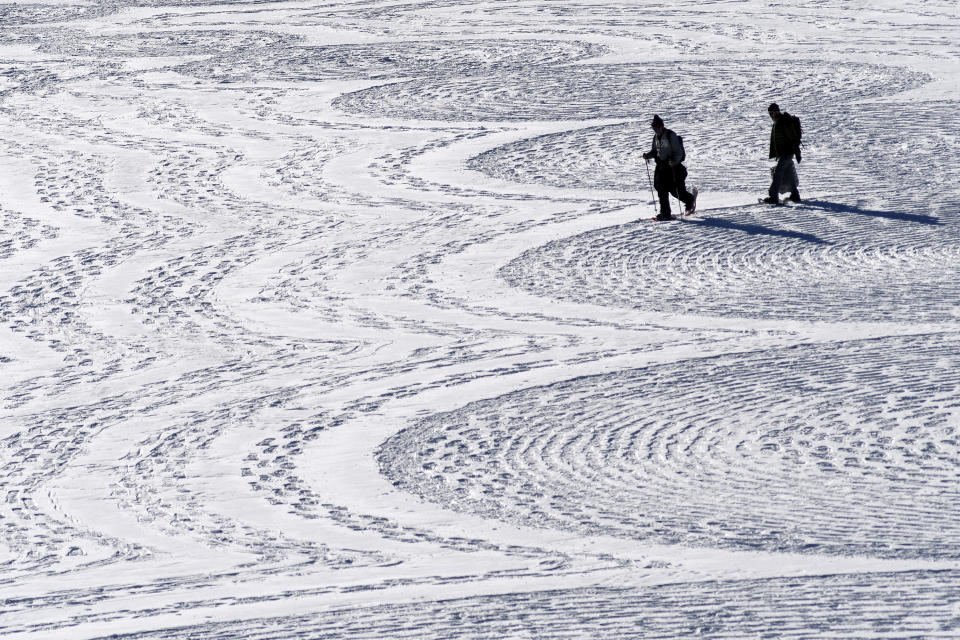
[642, 114, 697, 220]
[764, 103, 802, 204]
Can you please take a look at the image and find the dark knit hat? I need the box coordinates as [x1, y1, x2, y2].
[768, 103, 780, 113]
[650, 114, 664, 129]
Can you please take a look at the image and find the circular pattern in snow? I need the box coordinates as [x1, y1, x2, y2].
[333, 60, 926, 121]
[0, 4, 117, 25]
[468, 101, 960, 218]
[480, 98, 960, 323]
[299, 1, 960, 60]
[98, 570, 960, 639]
[177, 39, 607, 83]
[380, 334, 960, 559]
[119, 0, 281, 5]
[500, 207, 960, 323]
[38, 30, 303, 58]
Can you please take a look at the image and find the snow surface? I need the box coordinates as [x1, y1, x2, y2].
[1, 0, 959, 638]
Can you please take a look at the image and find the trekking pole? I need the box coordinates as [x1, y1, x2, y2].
[644, 159, 657, 216]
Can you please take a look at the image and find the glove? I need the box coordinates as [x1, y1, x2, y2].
[795, 148, 802, 163]
[642, 152, 652, 160]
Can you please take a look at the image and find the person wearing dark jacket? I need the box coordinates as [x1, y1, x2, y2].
[764, 103, 801, 204]
[642, 114, 697, 220]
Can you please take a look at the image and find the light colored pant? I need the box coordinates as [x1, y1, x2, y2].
[769, 155, 799, 197]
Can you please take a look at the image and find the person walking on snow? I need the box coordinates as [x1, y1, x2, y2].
[764, 103, 801, 204]
[642, 114, 697, 221]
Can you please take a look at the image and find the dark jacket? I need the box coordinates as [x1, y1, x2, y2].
[769, 112, 800, 159]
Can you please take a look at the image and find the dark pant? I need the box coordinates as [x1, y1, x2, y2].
[654, 162, 694, 215]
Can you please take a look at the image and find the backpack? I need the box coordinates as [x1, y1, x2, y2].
[786, 114, 802, 148]
[671, 130, 685, 163]
[654, 129, 686, 163]
[785, 113, 802, 162]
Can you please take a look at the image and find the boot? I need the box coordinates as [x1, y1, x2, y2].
[685, 187, 698, 215]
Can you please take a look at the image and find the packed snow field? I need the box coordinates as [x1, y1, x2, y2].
[1, 1, 959, 638]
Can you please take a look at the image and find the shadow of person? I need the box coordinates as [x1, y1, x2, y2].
[683, 216, 831, 245]
[798, 200, 941, 225]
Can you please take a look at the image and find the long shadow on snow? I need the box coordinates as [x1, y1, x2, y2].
[797, 199, 941, 225]
[683, 217, 831, 245]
